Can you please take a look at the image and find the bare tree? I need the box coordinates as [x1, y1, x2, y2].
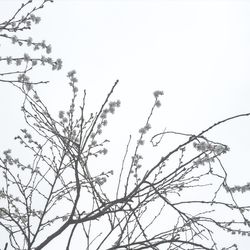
[1, 1, 250, 250]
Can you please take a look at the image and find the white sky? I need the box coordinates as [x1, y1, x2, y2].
[1, 0, 250, 249]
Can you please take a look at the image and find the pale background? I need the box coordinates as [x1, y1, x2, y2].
[0, 0, 250, 249]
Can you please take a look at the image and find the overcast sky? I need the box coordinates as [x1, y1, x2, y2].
[1, 0, 250, 249]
